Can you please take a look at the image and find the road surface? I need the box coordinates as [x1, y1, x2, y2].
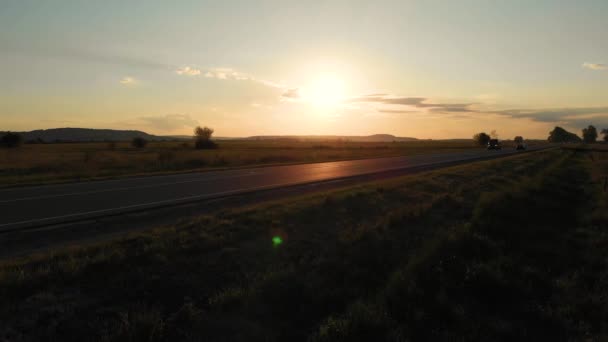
[0, 146, 549, 231]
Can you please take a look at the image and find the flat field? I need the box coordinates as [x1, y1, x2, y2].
[0, 139, 496, 186]
[1, 148, 606, 341]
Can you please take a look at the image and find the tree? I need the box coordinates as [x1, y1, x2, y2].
[131, 137, 148, 149]
[602, 128, 608, 142]
[548, 126, 581, 143]
[195, 126, 214, 140]
[473, 132, 491, 146]
[194, 126, 218, 149]
[514, 136, 524, 144]
[582, 125, 598, 143]
[1, 132, 23, 148]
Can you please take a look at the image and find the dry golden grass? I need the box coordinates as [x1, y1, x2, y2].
[0, 139, 484, 186]
[2, 149, 606, 341]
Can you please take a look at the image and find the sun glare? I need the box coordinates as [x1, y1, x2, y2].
[303, 74, 346, 108]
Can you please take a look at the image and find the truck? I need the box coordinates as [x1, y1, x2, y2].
[487, 139, 501, 150]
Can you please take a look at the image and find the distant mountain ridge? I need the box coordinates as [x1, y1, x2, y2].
[3, 128, 164, 142]
[1, 128, 420, 142]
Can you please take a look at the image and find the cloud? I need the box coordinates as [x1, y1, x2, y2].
[176, 66, 201, 76]
[281, 88, 300, 99]
[350, 94, 476, 113]
[377, 109, 420, 114]
[120, 77, 137, 86]
[179, 66, 286, 91]
[137, 114, 199, 131]
[582, 62, 607, 70]
[494, 107, 608, 127]
[428, 105, 473, 113]
[354, 92, 608, 128]
[202, 68, 251, 81]
[4, 40, 174, 71]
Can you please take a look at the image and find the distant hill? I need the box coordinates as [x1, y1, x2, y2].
[244, 134, 418, 142]
[1, 129, 421, 143]
[2, 128, 166, 143]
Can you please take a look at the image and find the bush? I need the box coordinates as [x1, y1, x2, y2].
[548, 126, 581, 143]
[473, 132, 490, 146]
[131, 137, 148, 149]
[1, 132, 23, 148]
[193, 126, 218, 149]
[582, 125, 598, 143]
[194, 139, 218, 149]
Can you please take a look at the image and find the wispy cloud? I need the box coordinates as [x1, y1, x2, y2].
[353, 92, 608, 128]
[179, 66, 286, 92]
[494, 107, 608, 127]
[176, 66, 201, 76]
[582, 62, 607, 70]
[120, 76, 137, 86]
[4, 41, 173, 71]
[281, 88, 300, 99]
[349, 94, 476, 113]
[194, 67, 250, 81]
[377, 109, 419, 114]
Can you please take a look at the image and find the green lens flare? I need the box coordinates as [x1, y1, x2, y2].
[272, 236, 283, 247]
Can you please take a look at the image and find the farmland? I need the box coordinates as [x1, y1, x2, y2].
[1, 147, 605, 341]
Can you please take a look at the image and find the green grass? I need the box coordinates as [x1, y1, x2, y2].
[1, 139, 499, 186]
[0, 149, 605, 341]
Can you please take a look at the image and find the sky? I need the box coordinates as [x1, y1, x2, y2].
[1, 0, 607, 139]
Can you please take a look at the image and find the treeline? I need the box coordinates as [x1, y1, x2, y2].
[471, 125, 608, 146]
[548, 125, 608, 143]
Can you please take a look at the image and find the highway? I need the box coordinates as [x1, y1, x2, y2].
[0, 146, 550, 231]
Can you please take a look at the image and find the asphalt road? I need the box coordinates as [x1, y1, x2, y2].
[0, 146, 549, 231]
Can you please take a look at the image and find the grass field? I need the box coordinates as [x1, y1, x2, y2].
[0, 139, 513, 186]
[1, 148, 605, 341]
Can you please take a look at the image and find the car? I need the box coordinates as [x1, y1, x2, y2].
[487, 139, 501, 150]
[516, 143, 527, 150]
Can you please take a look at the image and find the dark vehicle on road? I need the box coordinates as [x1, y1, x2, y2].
[487, 139, 501, 150]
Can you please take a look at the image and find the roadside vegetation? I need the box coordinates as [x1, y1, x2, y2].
[0, 139, 499, 187]
[1, 148, 606, 341]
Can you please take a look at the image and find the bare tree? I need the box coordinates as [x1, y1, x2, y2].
[514, 136, 524, 144]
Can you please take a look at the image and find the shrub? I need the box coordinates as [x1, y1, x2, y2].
[194, 139, 218, 149]
[582, 125, 598, 143]
[1, 132, 23, 148]
[131, 137, 148, 149]
[473, 132, 490, 146]
[193, 126, 218, 149]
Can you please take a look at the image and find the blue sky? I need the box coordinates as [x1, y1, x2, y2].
[1, 0, 607, 138]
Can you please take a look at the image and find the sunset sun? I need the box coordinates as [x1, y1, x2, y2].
[303, 74, 346, 108]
